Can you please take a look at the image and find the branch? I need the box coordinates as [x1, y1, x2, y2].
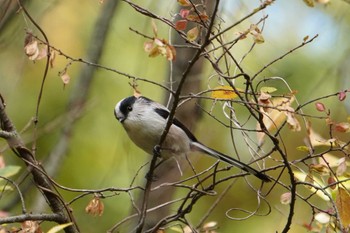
[0, 213, 64, 224]
[0, 97, 79, 233]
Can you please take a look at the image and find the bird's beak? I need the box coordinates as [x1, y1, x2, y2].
[114, 110, 125, 122]
[117, 116, 125, 122]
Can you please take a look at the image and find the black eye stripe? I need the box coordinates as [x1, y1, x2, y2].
[119, 96, 137, 116]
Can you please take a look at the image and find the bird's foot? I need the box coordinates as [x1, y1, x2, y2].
[153, 145, 162, 157]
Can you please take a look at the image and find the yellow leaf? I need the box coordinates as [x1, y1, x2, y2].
[187, 26, 199, 42]
[296, 146, 310, 152]
[47, 223, 73, 233]
[336, 188, 350, 228]
[177, 0, 191, 6]
[294, 171, 331, 201]
[210, 86, 240, 100]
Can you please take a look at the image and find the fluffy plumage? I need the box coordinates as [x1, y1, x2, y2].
[115, 96, 270, 182]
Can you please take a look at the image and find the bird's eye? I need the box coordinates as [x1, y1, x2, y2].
[127, 106, 132, 111]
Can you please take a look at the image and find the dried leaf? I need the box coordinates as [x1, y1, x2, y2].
[249, 24, 264, 44]
[144, 41, 154, 53]
[202, 221, 218, 231]
[151, 20, 158, 37]
[36, 47, 48, 60]
[177, 0, 191, 6]
[49, 49, 56, 68]
[186, 13, 208, 22]
[303, 0, 315, 7]
[305, 171, 314, 187]
[24, 40, 40, 60]
[60, 71, 71, 85]
[314, 212, 331, 224]
[21, 221, 42, 233]
[187, 26, 199, 42]
[284, 106, 301, 131]
[175, 20, 188, 30]
[309, 164, 330, 176]
[336, 188, 350, 228]
[257, 96, 299, 145]
[179, 9, 190, 18]
[294, 171, 331, 201]
[165, 44, 176, 61]
[85, 196, 104, 216]
[336, 157, 347, 176]
[328, 176, 337, 190]
[335, 122, 350, 133]
[280, 192, 291, 205]
[210, 86, 240, 100]
[303, 35, 309, 42]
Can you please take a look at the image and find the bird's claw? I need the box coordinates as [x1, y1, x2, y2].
[153, 145, 162, 157]
[145, 172, 158, 182]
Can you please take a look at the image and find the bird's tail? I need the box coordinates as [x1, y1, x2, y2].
[191, 142, 270, 182]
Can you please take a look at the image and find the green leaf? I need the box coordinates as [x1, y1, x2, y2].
[0, 166, 21, 178]
[260, 86, 277, 93]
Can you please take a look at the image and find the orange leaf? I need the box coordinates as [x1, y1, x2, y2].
[175, 20, 187, 30]
[336, 188, 350, 228]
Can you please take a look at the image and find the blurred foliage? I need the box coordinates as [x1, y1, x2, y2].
[1, 0, 350, 232]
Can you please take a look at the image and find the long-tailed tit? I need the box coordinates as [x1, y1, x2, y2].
[114, 95, 270, 182]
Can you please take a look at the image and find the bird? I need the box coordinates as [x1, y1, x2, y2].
[114, 95, 270, 182]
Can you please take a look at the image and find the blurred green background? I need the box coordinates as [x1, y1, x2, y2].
[1, 0, 350, 232]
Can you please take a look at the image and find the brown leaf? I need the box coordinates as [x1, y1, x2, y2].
[49, 49, 56, 68]
[336, 188, 350, 228]
[151, 20, 158, 37]
[309, 163, 330, 176]
[21, 220, 42, 233]
[303, 0, 315, 7]
[85, 196, 104, 217]
[328, 176, 337, 190]
[24, 40, 40, 60]
[165, 44, 176, 61]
